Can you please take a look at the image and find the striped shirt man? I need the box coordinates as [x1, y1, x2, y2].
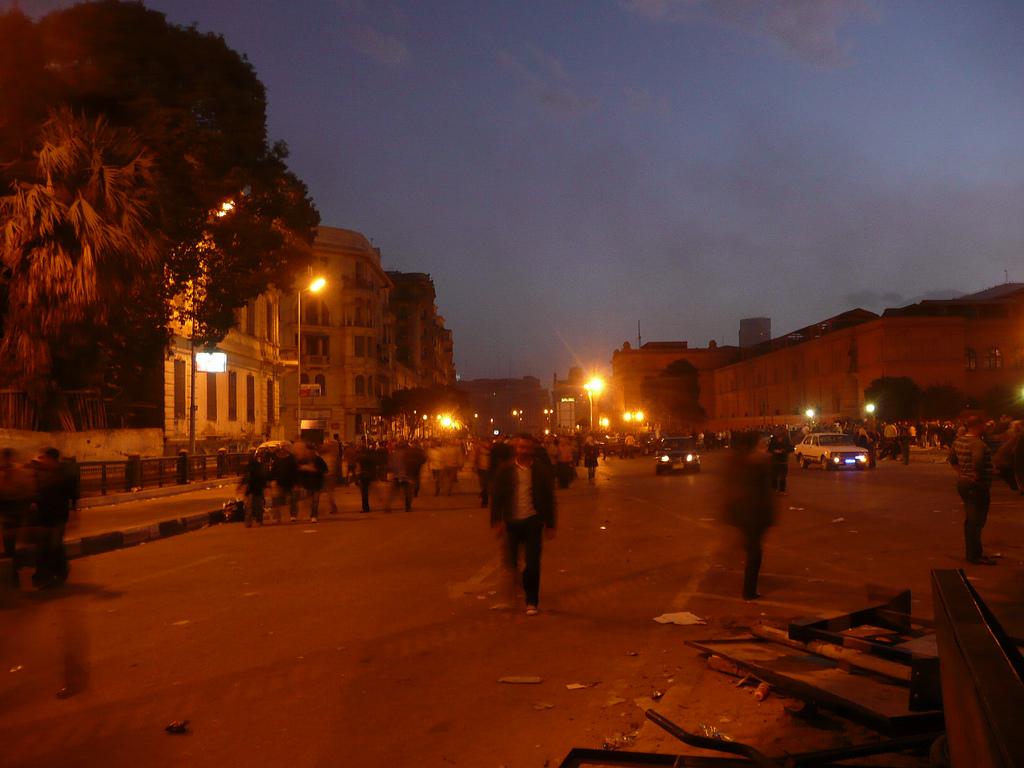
[949, 433, 993, 487]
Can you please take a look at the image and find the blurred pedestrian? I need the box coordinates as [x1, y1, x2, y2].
[474, 438, 492, 507]
[407, 439, 426, 497]
[296, 443, 328, 522]
[385, 441, 415, 513]
[993, 421, 1021, 491]
[949, 415, 996, 564]
[30, 448, 79, 588]
[427, 441, 444, 496]
[270, 444, 298, 523]
[555, 436, 574, 489]
[0, 448, 32, 587]
[320, 435, 341, 514]
[355, 442, 376, 513]
[442, 440, 462, 495]
[767, 430, 793, 494]
[238, 449, 270, 527]
[490, 433, 556, 616]
[722, 432, 775, 600]
[583, 436, 599, 483]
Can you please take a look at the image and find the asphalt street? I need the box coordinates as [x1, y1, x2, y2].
[2, 453, 1022, 767]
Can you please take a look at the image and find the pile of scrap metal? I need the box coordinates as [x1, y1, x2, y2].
[558, 570, 1024, 767]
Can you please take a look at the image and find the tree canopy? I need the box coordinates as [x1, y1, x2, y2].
[864, 376, 921, 421]
[0, 1, 319, 419]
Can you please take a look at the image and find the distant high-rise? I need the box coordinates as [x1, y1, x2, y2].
[739, 317, 771, 348]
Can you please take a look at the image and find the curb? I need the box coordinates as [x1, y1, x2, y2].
[66, 508, 230, 561]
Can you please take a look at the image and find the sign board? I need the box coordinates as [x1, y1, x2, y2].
[195, 351, 227, 373]
[299, 383, 322, 397]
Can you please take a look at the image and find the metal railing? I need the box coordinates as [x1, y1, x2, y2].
[75, 451, 250, 497]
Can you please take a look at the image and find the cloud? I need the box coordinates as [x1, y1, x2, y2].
[498, 45, 598, 117]
[620, 0, 875, 67]
[345, 23, 409, 67]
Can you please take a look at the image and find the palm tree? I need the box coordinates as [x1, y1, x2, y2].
[0, 107, 159, 426]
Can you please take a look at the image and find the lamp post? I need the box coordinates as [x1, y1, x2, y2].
[584, 376, 605, 432]
[297, 276, 326, 437]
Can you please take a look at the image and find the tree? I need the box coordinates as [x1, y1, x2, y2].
[919, 385, 967, 419]
[0, 2, 319, 420]
[0, 108, 162, 426]
[640, 359, 705, 433]
[863, 377, 921, 421]
[981, 384, 1024, 420]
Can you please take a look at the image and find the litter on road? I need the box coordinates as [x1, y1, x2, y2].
[653, 611, 706, 625]
[831, 517, 845, 523]
[566, 681, 599, 690]
[165, 720, 189, 734]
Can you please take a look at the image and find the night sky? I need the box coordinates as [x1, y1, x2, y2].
[22, 1, 1024, 380]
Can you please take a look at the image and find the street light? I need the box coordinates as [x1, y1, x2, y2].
[805, 408, 816, 420]
[865, 403, 876, 414]
[583, 377, 605, 431]
[296, 276, 327, 437]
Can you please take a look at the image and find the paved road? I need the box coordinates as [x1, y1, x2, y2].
[2, 454, 1021, 767]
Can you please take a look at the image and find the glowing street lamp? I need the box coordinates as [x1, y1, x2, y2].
[865, 403, 876, 414]
[599, 416, 610, 429]
[805, 408, 816, 420]
[583, 376, 605, 430]
[297, 276, 327, 436]
[634, 410, 645, 423]
[623, 412, 633, 422]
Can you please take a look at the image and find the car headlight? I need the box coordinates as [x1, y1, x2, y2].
[833, 457, 841, 463]
[660, 455, 670, 462]
[856, 454, 867, 462]
[685, 454, 693, 462]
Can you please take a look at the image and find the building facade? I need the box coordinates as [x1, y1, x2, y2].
[279, 227, 396, 441]
[387, 272, 456, 388]
[708, 285, 1024, 429]
[163, 291, 285, 453]
[458, 377, 551, 436]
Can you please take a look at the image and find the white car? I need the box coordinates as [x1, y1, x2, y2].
[794, 433, 869, 471]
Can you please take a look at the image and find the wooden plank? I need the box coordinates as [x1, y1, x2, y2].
[688, 638, 943, 733]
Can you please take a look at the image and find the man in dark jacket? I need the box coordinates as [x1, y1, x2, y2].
[490, 434, 556, 615]
[271, 446, 299, 523]
[239, 450, 270, 526]
[949, 415, 995, 564]
[766, 430, 793, 494]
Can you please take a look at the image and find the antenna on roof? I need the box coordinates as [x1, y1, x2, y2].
[637, 320, 642, 348]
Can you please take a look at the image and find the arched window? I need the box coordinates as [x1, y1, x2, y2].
[965, 347, 977, 371]
[314, 374, 326, 397]
[984, 347, 1003, 370]
[355, 375, 365, 396]
[300, 373, 309, 385]
[367, 375, 374, 396]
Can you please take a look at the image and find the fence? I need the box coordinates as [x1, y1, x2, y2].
[76, 451, 250, 497]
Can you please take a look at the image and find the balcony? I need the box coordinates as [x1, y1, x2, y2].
[303, 354, 330, 366]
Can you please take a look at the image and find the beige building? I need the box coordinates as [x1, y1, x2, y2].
[387, 272, 456, 388]
[279, 227, 396, 441]
[164, 292, 285, 453]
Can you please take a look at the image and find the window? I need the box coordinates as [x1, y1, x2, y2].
[355, 375, 365, 395]
[228, 371, 237, 421]
[355, 336, 366, 357]
[965, 347, 977, 370]
[246, 375, 256, 422]
[367, 375, 374, 396]
[173, 359, 186, 419]
[984, 347, 1003, 370]
[315, 374, 326, 397]
[206, 372, 218, 421]
[267, 379, 275, 423]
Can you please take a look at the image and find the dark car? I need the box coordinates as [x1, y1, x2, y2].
[655, 436, 701, 474]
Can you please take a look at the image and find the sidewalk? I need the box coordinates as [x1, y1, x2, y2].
[62, 480, 371, 561]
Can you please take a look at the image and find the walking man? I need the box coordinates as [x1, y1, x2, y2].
[490, 433, 556, 616]
[583, 436, 599, 483]
[949, 415, 996, 565]
[767, 429, 793, 494]
[723, 432, 775, 600]
[31, 448, 79, 588]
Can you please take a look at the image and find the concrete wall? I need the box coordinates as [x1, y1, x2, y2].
[0, 428, 164, 461]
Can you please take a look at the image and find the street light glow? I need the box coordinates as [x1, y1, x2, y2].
[865, 403, 876, 414]
[308, 276, 326, 293]
[634, 410, 644, 422]
[623, 412, 632, 422]
[599, 416, 610, 428]
[584, 377, 605, 395]
[805, 408, 816, 419]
